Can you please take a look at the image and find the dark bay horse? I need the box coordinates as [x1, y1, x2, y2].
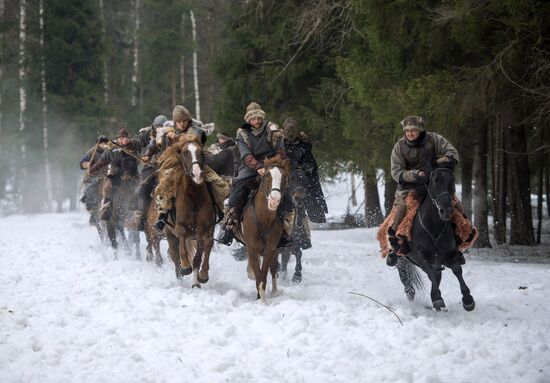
[399, 167, 475, 312]
[162, 135, 216, 288]
[242, 158, 290, 301]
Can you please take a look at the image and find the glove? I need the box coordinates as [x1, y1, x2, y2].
[414, 170, 429, 184]
[436, 156, 451, 165]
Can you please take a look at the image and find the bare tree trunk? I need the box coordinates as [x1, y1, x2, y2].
[171, 65, 176, 108]
[131, 0, 140, 107]
[383, 171, 396, 216]
[190, 10, 200, 120]
[461, 153, 473, 218]
[19, 0, 27, 211]
[40, 0, 53, 212]
[0, 0, 4, 200]
[180, 12, 186, 104]
[362, 167, 383, 227]
[473, 121, 491, 248]
[546, 165, 550, 218]
[350, 173, 357, 206]
[491, 117, 507, 244]
[99, 0, 109, 105]
[536, 161, 543, 244]
[507, 124, 534, 245]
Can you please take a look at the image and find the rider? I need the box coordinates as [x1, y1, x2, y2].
[89, 128, 141, 220]
[208, 131, 236, 154]
[217, 102, 294, 248]
[151, 105, 228, 232]
[79, 135, 110, 216]
[133, 114, 167, 230]
[386, 115, 459, 267]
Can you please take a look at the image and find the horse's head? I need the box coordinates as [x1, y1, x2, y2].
[179, 135, 204, 184]
[262, 157, 290, 211]
[428, 167, 455, 221]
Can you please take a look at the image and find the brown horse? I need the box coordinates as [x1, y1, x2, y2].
[241, 157, 290, 301]
[159, 135, 216, 288]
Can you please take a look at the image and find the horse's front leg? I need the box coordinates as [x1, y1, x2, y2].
[165, 230, 181, 279]
[197, 230, 214, 284]
[450, 257, 475, 311]
[246, 246, 263, 300]
[179, 234, 193, 280]
[280, 249, 290, 280]
[292, 248, 303, 284]
[269, 250, 279, 296]
[418, 256, 445, 311]
[191, 237, 204, 288]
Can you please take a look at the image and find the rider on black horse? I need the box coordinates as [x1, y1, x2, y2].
[79, 135, 110, 217]
[217, 102, 294, 248]
[386, 115, 461, 267]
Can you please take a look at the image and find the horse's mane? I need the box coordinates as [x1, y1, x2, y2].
[157, 134, 202, 169]
[263, 156, 290, 174]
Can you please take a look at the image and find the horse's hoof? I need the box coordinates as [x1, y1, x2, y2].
[292, 273, 302, 284]
[155, 258, 163, 267]
[433, 298, 446, 310]
[405, 288, 415, 301]
[180, 266, 192, 276]
[463, 297, 475, 311]
[197, 273, 209, 284]
[192, 283, 201, 289]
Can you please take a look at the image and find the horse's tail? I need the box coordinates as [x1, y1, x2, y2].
[396, 257, 424, 292]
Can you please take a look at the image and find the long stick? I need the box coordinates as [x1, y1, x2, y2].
[348, 292, 404, 326]
[110, 140, 155, 168]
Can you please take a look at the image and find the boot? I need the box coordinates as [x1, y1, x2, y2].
[217, 207, 238, 246]
[153, 211, 168, 233]
[99, 199, 112, 221]
[386, 229, 399, 267]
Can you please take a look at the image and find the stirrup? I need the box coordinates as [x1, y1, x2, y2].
[217, 229, 234, 246]
[153, 219, 166, 233]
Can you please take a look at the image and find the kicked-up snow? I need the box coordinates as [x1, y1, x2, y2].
[1, 212, 549, 382]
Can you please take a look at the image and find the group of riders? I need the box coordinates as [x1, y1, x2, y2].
[79, 101, 472, 278]
[79, 102, 328, 279]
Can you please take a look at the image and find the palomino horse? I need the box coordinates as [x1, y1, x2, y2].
[399, 166, 475, 312]
[241, 157, 290, 301]
[162, 135, 216, 288]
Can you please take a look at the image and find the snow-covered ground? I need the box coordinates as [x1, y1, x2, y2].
[1, 210, 550, 383]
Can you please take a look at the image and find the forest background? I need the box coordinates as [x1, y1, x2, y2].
[0, 0, 549, 248]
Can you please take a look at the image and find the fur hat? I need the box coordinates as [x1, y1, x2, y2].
[152, 115, 168, 128]
[116, 128, 129, 138]
[244, 102, 266, 123]
[401, 115, 425, 131]
[173, 105, 192, 123]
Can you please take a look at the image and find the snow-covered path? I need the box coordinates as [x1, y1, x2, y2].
[1, 212, 549, 383]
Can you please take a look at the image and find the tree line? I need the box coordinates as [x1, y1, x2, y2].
[1, 0, 549, 248]
[212, 0, 550, 247]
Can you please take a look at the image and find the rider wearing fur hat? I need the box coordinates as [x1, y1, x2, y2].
[217, 102, 294, 248]
[386, 115, 459, 266]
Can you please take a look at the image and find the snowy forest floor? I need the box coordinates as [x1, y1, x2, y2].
[1, 210, 550, 382]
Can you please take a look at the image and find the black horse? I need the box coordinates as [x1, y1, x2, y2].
[398, 166, 475, 312]
[205, 144, 240, 178]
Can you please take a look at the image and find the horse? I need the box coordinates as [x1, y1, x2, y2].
[398, 166, 475, 312]
[106, 176, 141, 258]
[161, 135, 216, 288]
[81, 177, 108, 244]
[241, 157, 290, 301]
[280, 168, 310, 283]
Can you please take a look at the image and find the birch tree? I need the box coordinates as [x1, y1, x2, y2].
[190, 9, 200, 120]
[18, 0, 27, 193]
[131, 0, 140, 107]
[99, 0, 108, 105]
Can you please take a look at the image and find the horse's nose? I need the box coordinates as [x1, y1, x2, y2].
[439, 207, 452, 221]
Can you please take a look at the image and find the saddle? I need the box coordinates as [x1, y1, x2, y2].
[377, 191, 478, 258]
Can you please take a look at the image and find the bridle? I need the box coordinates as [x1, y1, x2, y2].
[180, 144, 204, 178]
[426, 167, 454, 213]
[259, 165, 285, 198]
